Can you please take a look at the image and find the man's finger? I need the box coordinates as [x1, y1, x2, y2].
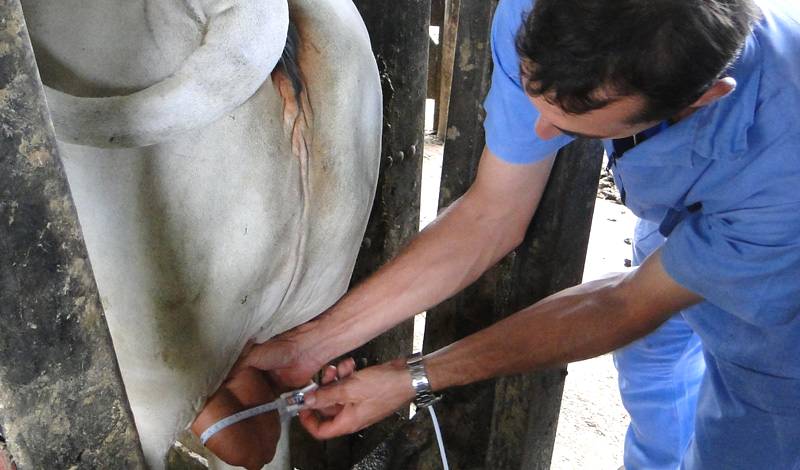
[316, 365, 343, 417]
[336, 358, 356, 378]
[321, 365, 338, 385]
[304, 381, 351, 410]
[299, 406, 360, 440]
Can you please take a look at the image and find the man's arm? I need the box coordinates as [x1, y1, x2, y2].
[424, 250, 701, 389]
[299, 250, 703, 438]
[242, 147, 555, 386]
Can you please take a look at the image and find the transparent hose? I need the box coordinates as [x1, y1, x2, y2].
[429, 406, 450, 470]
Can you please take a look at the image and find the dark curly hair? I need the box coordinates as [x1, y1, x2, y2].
[516, 0, 759, 123]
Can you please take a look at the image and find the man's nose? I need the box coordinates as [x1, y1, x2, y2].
[534, 117, 562, 140]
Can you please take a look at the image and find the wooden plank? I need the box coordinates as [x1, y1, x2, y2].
[289, 1, 431, 467]
[0, 2, 146, 468]
[420, 0, 605, 468]
[347, 0, 431, 463]
[420, 1, 500, 463]
[431, 0, 446, 27]
[428, 0, 445, 125]
[485, 139, 603, 469]
[435, 0, 460, 140]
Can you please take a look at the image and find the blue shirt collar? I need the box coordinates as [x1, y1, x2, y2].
[603, 31, 763, 168]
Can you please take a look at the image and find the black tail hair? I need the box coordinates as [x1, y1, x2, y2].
[277, 21, 304, 104]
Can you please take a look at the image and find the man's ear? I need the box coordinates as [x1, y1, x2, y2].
[689, 77, 737, 108]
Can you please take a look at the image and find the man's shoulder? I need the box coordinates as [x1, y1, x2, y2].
[493, 0, 533, 36]
[691, 0, 800, 163]
[750, 0, 800, 82]
[742, 0, 800, 147]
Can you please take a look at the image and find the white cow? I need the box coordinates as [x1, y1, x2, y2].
[22, 0, 381, 467]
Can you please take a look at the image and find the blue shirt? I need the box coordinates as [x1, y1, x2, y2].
[485, 0, 800, 379]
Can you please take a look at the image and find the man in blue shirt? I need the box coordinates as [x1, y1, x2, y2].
[236, 1, 800, 468]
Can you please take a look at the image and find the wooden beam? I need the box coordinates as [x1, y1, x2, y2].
[290, 1, 430, 467]
[435, 0, 460, 140]
[0, 2, 146, 467]
[420, 0, 604, 467]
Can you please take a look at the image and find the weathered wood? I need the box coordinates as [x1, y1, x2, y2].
[418, 0, 605, 468]
[435, 0, 459, 140]
[485, 139, 603, 470]
[351, 411, 433, 470]
[0, 2, 146, 468]
[363, 142, 603, 470]
[347, 0, 431, 463]
[427, 0, 445, 127]
[289, 1, 430, 468]
[431, 0, 445, 27]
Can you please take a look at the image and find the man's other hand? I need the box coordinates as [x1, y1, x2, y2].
[236, 321, 325, 392]
[299, 358, 415, 440]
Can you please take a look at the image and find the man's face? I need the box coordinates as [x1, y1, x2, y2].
[524, 83, 661, 141]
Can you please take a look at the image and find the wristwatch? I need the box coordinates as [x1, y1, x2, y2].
[406, 352, 440, 408]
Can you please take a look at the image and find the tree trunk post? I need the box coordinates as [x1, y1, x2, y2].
[420, 0, 604, 468]
[289, 1, 431, 467]
[0, 2, 146, 467]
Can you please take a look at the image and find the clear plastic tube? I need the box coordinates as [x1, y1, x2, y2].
[429, 406, 450, 470]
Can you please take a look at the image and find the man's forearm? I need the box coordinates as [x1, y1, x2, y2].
[286, 149, 555, 370]
[424, 252, 702, 391]
[311, 191, 526, 364]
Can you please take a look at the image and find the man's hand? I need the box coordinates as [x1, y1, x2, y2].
[298, 358, 415, 439]
[235, 321, 325, 392]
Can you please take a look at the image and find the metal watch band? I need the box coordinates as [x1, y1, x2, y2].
[406, 352, 440, 408]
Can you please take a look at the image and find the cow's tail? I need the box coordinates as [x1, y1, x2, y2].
[276, 21, 304, 109]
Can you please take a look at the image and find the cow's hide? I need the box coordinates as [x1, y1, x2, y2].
[22, 0, 381, 467]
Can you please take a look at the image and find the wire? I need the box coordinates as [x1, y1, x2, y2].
[199, 400, 281, 445]
[428, 405, 450, 470]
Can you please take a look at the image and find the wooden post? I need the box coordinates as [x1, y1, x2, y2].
[428, 0, 445, 130]
[289, 1, 430, 468]
[436, 0, 460, 141]
[0, 1, 146, 467]
[348, 0, 431, 462]
[420, 0, 604, 469]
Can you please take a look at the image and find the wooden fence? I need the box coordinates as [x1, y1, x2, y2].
[0, 0, 602, 468]
[294, 0, 603, 468]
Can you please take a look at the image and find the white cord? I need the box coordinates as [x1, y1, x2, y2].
[199, 400, 281, 444]
[428, 405, 450, 470]
[200, 382, 318, 445]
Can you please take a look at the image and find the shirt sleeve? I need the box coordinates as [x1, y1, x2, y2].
[661, 201, 800, 326]
[483, 0, 572, 164]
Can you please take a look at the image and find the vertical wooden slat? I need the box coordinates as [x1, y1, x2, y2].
[289, 1, 431, 468]
[428, 0, 446, 128]
[347, 0, 431, 463]
[436, 0, 460, 141]
[485, 139, 603, 470]
[0, 2, 146, 468]
[421, 0, 604, 468]
[421, 1, 501, 465]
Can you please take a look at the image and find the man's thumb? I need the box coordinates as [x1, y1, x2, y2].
[242, 341, 292, 370]
[304, 385, 346, 410]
